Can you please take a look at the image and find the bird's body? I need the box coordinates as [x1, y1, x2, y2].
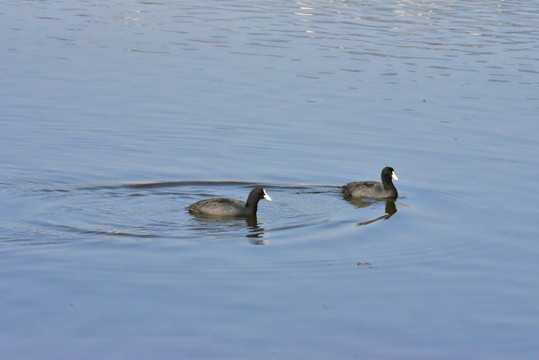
[340, 167, 398, 200]
[187, 187, 271, 217]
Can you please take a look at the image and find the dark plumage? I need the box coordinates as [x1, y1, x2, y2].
[340, 166, 398, 200]
[186, 187, 272, 217]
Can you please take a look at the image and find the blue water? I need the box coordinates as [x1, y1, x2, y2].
[1, 1, 538, 359]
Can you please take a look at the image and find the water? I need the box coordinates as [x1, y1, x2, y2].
[1, 1, 538, 359]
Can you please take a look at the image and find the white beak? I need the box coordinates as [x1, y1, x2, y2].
[263, 190, 272, 201]
[392, 171, 398, 181]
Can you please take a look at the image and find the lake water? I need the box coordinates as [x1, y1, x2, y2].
[1, 1, 538, 359]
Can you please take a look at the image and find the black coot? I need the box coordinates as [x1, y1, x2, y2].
[340, 167, 398, 200]
[186, 187, 272, 217]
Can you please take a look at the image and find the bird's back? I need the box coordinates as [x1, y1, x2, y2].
[340, 181, 395, 199]
[187, 198, 246, 216]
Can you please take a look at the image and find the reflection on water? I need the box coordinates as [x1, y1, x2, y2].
[343, 197, 398, 226]
[243, 216, 268, 244]
[188, 213, 267, 244]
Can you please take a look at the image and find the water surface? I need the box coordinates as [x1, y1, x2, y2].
[1, 1, 538, 359]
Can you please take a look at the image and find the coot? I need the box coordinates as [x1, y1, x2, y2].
[340, 167, 398, 200]
[186, 187, 272, 217]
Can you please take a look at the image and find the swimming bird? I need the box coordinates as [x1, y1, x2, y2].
[340, 166, 398, 200]
[186, 187, 272, 217]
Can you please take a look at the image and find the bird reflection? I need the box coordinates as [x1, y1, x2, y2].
[245, 215, 268, 245]
[189, 214, 267, 244]
[343, 197, 398, 226]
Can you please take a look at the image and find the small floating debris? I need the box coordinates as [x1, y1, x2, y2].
[356, 262, 372, 267]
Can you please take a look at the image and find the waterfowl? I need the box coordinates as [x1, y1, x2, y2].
[340, 167, 398, 200]
[187, 187, 272, 217]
